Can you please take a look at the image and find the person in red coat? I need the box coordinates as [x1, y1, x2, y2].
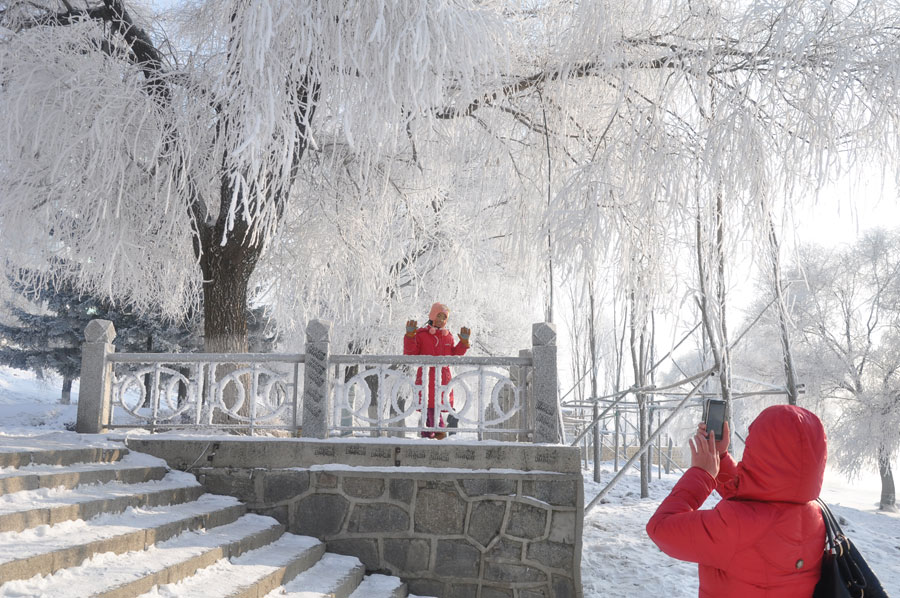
[403, 302, 471, 439]
[646, 404, 827, 597]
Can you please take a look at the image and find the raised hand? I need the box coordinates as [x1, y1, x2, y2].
[690, 426, 721, 479]
[405, 319, 418, 337]
[698, 420, 731, 454]
[459, 327, 471, 342]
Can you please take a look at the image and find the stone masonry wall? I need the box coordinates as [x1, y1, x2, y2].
[125, 438, 584, 598]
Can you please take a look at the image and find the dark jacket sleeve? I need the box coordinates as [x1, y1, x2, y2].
[645, 467, 741, 570]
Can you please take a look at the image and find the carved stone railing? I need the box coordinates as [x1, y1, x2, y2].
[330, 355, 532, 440]
[77, 319, 561, 443]
[107, 353, 303, 434]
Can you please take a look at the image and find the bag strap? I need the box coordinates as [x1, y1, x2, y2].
[816, 498, 846, 553]
[818, 500, 874, 596]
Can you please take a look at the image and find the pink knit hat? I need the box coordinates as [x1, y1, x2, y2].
[428, 302, 450, 321]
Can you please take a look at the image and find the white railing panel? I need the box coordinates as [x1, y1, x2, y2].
[108, 354, 304, 434]
[331, 360, 531, 439]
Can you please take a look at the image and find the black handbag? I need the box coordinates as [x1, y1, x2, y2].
[813, 499, 890, 598]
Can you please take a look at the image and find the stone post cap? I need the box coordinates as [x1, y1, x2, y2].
[84, 319, 116, 343]
[306, 319, 332, 343]
[532, 322, 556, 346]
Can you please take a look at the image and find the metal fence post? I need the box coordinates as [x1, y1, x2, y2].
[593, 402, 602, 482]
[532, 322, 560, 444]
[302, 319, 332, 438]
[76, 319, 116, 433]
[614, 408, 620, 471]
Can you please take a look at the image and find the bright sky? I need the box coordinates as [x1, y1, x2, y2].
[791, 170, 899, 246]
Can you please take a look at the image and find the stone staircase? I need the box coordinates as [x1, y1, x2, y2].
[0, 438, 428, 598]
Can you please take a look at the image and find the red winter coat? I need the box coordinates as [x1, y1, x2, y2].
[403, 327, 469, 409]
[646, 405, 827, 598]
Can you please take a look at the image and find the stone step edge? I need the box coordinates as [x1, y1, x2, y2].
[136, 534, 326, 598]
[0, 447, 127, 469]
[0, 464, 169, 495]
[0, 482, 205, 534]
[0, 501, 246, 585]
[273, 552, 365, 598]
[231, 540, 328, 598]
[348, 574, 408, 598]
[94, 517, 285, 598]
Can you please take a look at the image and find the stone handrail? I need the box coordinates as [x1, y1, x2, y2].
[77, 319, 561, 443]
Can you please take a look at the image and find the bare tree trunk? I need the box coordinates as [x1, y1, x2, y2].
[629, 290, 651, 498]
[200, 245, 255, 354]
[200, 234, 261, 424]
[696, 204, 732, 445]
[879, 447, 898, 512]
[767, 216, 800, 405]
[61, 376, 73, 405]
[589, 284, 602, 482]
[715, 191, 733, 413]
[142, 333, 153, 408]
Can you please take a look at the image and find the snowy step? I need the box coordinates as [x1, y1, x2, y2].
[0, 451, 169, 495]
[0, 445, 127, 469]
[0, 492, 244, 584]
[0, 513, 283, 598]
[0, 469, 204, 533]
[269, 552, 365, 598]
[136, 532, 325, 598]
[347, 574, 408, 598]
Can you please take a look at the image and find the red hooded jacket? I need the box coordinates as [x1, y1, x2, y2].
[646, 405, 827, 597]
[403, 326, 468, 409]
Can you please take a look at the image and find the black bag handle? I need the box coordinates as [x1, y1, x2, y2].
[817, 498, 870, 593]
[816, 498, 843, 551]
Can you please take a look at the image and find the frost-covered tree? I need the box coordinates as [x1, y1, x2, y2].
[736, 230, 900, 511]
[3, 0, 900, 363]
[0, 0, 511, 352]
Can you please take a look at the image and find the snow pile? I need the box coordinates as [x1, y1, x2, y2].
[0, 367, 77, 435]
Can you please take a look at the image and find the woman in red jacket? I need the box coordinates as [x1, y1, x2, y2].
[646, 404, 827, 597]
[403, 302, 470, 439]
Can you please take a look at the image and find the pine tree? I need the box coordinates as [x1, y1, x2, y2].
[0, 276, 276, 403]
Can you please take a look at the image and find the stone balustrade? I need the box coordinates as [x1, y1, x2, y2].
[125, 436, 584, 598]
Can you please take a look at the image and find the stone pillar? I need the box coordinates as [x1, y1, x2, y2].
[532, 322, 560, 444]
[302, 319, 332, 438]
[519, 348, 533, 443]
[76, 319, 116, 434]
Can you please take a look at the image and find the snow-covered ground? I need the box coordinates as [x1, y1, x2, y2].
[1, 365, 898, 597]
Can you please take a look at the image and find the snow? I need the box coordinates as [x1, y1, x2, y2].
[0, 366, 898, 597]
[0, 448, 165, 477]
[0, 514, 280, 598]
[136, 533, 322, 598]
[270, 552, 361, 597]
[0, 467, 199, 518]
[0, 493, 238, 565]
[0, 367, 78, 436]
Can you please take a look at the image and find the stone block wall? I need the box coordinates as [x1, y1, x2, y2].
[126, 437, 583, 598]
